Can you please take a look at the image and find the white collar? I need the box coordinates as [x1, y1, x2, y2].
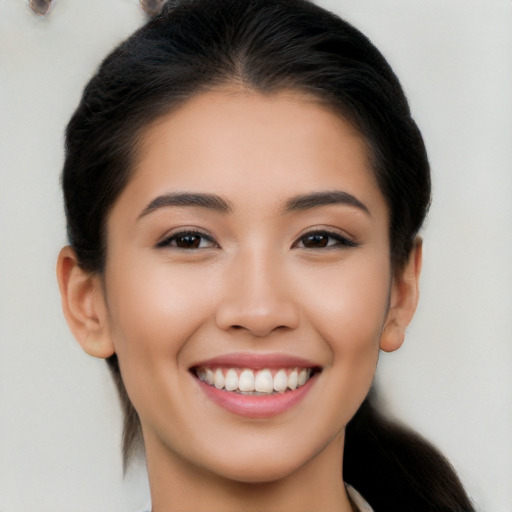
[346, 484, 374, 512]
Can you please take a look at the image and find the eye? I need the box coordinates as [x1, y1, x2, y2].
[156, 230, 218, 249]
[294, 230, 357, 249]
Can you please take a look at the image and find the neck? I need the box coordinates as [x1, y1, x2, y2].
[145, 431, 353, 512]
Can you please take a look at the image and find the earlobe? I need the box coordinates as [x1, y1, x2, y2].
[380, 239, 423, 353]
[56, 246, 115, 359]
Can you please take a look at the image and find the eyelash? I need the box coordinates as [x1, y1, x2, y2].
[156, 229, 357, 251]
[156, 230, 218, 250]
[293, 230, 358, 250]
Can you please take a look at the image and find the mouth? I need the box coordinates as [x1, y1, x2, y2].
[192, 366, 320, 395]
[190, 354, 322, 418]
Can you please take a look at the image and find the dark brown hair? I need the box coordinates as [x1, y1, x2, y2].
[62, 1, 473, 509]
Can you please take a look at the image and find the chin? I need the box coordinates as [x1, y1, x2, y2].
[210, 456, 306, 485]
[195, 430, 339, 485]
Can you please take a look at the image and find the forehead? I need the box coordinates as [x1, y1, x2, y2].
[113, 88, 387, 223]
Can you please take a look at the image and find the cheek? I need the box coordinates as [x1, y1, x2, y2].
[299, 251, 390, 363]
[106, 255, 209, 340]
[102, 257, 214, 401]
[307, 254, 390, 424]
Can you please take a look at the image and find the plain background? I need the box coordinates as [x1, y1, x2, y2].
[1, 1, 511, 511]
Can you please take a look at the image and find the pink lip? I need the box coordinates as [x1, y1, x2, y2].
[190, 353, 321, 418]
[196, 375, 317, 419]
[191, 352, 318, 370]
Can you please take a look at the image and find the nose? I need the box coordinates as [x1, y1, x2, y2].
[215, 250, 300, 337]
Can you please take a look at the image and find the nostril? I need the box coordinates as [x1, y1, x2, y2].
[227, 323, 294, 337]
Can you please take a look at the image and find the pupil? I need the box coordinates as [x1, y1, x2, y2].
[305, 234, 328, 248]
[178, 235, 200, 248]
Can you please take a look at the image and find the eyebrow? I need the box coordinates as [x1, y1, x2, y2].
[138, 192, 232, 219]
[283, 190, 370, 215]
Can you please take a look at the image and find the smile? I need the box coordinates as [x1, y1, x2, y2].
[195, 367, 313, 395]
[190, 355, 321, 418]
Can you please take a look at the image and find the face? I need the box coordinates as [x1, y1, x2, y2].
[101, 89, 395, 483]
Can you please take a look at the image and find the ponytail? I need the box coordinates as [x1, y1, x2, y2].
[344, 390, 475, 511]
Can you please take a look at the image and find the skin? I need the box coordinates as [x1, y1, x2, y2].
[57, 88, 421, 512]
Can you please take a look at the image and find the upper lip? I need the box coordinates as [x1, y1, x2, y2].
[190, 352, 321, 370]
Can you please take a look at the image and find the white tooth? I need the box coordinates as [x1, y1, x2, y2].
[205, 368, 214, 385]
[273, 369, 288, 392]
[298, 368, 308, 386]
[288, 369, 298, 390]
[214, 368, 225, 389]
[197, 368, 206, 382]
[239, 369, 255, 392]
[255, 369, 273, 393]
[225, 369, 239, 391]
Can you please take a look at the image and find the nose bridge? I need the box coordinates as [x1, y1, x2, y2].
[215, 244, 299, 336]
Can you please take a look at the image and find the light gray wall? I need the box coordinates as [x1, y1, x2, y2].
[1, 1, 510, 511]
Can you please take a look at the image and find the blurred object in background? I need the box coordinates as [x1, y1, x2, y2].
[29, 0, 52, 16]
[140, 0, 165, 16]
[27, 0, 166, 17]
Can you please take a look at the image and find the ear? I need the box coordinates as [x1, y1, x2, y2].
[56, 246, 115, 358]
[380, 238, 423, 353]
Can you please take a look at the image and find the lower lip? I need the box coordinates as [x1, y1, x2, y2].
[196, 375, 317, 419]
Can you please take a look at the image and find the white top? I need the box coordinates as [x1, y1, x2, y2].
[346, 484, 374, 512]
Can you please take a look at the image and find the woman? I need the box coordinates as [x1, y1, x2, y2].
[56, 0, 474, 510]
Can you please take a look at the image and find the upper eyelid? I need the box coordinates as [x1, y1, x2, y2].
[294, 227, 356, 241]
[158, 226, 215, 239]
